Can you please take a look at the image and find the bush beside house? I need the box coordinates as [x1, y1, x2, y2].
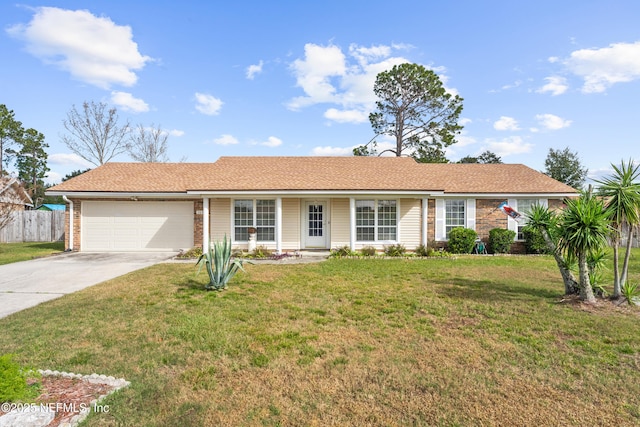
[447, 228, 477, 254]
[488, 228, 516, 254]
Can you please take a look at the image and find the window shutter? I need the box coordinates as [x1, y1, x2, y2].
[435, 199, 445, 241]
[466, 199, 476, 230]
[507, 198, 518, 232]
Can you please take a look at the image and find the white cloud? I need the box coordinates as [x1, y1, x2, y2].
[287, 43, 452, 125]
[324, 108, 368, 124]
[311, 146, 354, 156]
[484, 136, 533, 157]
[7, 7, 151, 89]
[213, 134, 239, 145]
[195, 92, 223, 115]
[246, 60, 263, 80]
[168, 129, 184, 137]
[501, 80, 522, 90]
[565, 41, 640, 93]
[459, 117, 473, 126]
[454, 132, 477, 147]
[537, 76, 568, 96]
[548, 56, 560, 63]
[349, 43, 392, 66]
[44, 171, 63, 185]
[110, 91, 149, 113]
[260, 136, 283, 147]
[288, 43, 347, 109]
[535, 113, 572, 130]
[493, 116, 520, 131]
[48, 153, 93, 168]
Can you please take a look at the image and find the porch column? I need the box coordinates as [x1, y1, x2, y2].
[349, 197, 356, 250]
[422, 197, 429, 246]
[276, 197, 282, 253]
[202, 197, 209, 252]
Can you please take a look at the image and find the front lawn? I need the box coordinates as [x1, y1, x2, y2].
[0, 241, 65, 265]
[0, 254, 639, 426]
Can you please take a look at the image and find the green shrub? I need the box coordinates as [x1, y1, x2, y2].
[415, 244, 430, 257]
[360, 246, 377, 256]
[177, 247, 203, 258]
[447, 228, 477, 254]
[488, 228, 516, 254]
[330, 245, 355, 257]
[251, 245, 273, 259]
[621, 282, 640, 305]
[384, 244, 406, 257]
[0, 354, 40, 402]
[523, 227, 550, 254]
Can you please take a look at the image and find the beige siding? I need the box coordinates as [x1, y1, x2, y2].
[331, 198, 350, 248]
[210, 198, 231, 242]
[399, 198, 422, 249]
[282, 198, 301, 250]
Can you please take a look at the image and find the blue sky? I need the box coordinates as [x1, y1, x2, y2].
[2, 1, 639, 184]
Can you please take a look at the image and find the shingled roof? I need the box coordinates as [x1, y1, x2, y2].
[47, 157, 577, 195]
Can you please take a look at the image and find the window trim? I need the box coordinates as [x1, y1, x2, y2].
[444, 199, 466, 239]
[355, 199, 399, 242]
[233, 199, 276, 243]
[515, 198, 541, 241]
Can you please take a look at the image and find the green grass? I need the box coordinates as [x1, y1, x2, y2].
[0, 241, 65, 265]
[0, 252, 639, 426]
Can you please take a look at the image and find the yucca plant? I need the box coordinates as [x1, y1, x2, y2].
[557, 189, 611, 303]
[621, 282, 640, 306]
[196, 235, 248, 291]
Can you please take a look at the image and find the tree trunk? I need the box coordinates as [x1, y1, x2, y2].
[611, 243, 621, 298]
[620, 223, 635, 288]
[579, 252, 596, 303]
[540, 229, 579, 295]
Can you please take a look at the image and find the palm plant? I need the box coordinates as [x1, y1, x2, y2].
[524, 204, 579, 295]
[595, 159, 640, 298]
[196, 235, 248, 291]
[557, 190, 611, 303]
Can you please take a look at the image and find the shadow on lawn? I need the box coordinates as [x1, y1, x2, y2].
[175, 278, 208, 292]
[24, 241, 65, 251]
[435, 277, 561, 303]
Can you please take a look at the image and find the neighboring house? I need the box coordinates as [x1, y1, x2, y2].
[36, 204, 66, 211]
[0, 177, 33, 210]
[46, 157, 577, 253]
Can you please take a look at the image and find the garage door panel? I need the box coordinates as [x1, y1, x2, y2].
[82, 201, 194, 251]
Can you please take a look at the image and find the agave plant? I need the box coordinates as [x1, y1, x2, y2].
[196, 235, 248, 291]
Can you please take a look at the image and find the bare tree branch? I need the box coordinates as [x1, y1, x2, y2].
[127, 124, 170, 162]
[61, 101, 130, 166]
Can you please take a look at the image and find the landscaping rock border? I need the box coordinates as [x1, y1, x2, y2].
[0, 371, 130, 427]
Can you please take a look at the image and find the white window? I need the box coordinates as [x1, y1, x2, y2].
[234, 199, 275, 242]
[445, 200, 465, 238]
[355, 200, 397, 241]
[516, 199, 537, 240]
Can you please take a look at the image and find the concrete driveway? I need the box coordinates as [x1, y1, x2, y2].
[0, 252, 177, 319]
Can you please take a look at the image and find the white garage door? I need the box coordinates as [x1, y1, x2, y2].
[82, 201, 194, 251]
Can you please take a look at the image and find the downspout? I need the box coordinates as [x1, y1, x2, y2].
[62, 195, 73, 251]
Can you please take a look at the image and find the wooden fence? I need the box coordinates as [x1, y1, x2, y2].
[0, 210, 65, 243]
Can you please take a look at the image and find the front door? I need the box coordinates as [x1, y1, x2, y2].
[304, 201, 328, 248]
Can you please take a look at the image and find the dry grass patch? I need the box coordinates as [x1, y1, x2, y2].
[1, 255, 639, 426]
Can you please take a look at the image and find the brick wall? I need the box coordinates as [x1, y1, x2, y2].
[194, 199, 203, 249]
[427, 197, 567, 254]
[475, 199, 508, 242]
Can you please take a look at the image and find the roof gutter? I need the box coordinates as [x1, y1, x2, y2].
[62, 195, 73, 251]
[187, 190, 447, 197]
[46, 191, 193, 198]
